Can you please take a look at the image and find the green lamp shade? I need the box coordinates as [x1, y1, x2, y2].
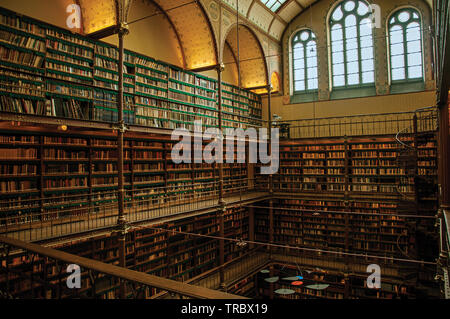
[264, 276, 279, 283]
[275, 289, 295, 295]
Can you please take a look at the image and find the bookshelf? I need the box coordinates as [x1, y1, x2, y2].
[0, 127, 254, 224]
[0, 206, 249, 298]
[255, 133, 438, 263]
[0, 7, 263, 132]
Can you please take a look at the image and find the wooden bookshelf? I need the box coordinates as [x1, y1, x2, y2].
[0, 7, 263, 131]
[0, 127, 253, 224]
[0, 207, 247, 298]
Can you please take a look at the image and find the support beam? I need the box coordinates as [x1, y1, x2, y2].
[116, 26, 128, 300]
[217, 64, 226, 290]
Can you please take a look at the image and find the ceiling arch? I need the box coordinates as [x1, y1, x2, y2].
[150, 0, 218, 69]
[77, 0, 218, 69]
[224, 23, 268, 89]
[77, 0, 117, 34]
[218, 0, 433, 41]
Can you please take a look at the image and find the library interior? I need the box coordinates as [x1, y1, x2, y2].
[0, 0, 449, 300]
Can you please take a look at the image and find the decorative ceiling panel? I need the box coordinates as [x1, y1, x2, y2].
[298, 0, 317, 8]
[226, 25, 267, 88]
[221, 0, 252, 15]
[152, 0, 217, 69]
[78, 0, 117, 34]
[278, 1, 302, 21]
[269, 18, 285, 40]
[248, 2, 274, 32]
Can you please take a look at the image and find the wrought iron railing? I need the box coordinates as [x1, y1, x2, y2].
[0, 178, 270, 242]
[273, 108, 438, 139]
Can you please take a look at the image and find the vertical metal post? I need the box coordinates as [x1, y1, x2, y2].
[236, 0, 241, 88]
[267, 83, 274, 258]
[249, 206, 255, 250]
[117, 24, 129, 300]
[217, 64, 226, 290]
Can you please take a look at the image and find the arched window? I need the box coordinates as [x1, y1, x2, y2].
[329, 0, 375, 88]
[292, 29, 318, 92]
[388, 8, 423, 82]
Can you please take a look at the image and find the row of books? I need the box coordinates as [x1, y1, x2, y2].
[95, 57, 118, 72]
[0, 164, 37, 175]
[0, 12, 45, 36]
[47, 82, 92, 99]
[46, 39, 93, 59]
[0, 44, 44, 68]
[0, 180, 37, 192]
[0, 29, 45, 52]
[0, 135, 38, 143]
[45, 98, 85, 119]
[135, 57, 168, 73]
[45, 163, 87, 174]
[0, 77, 44, 97]
[46, 28, 94, 49]
[44, 177, 88, 189]
[0, 148, 38, 158]
[46, 51, 92, 68]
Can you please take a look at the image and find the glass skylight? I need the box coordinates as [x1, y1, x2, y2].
[261, 0, 288, 12]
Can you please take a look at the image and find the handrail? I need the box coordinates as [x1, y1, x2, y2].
[273, 107, 438, 123]
[0, 235, 245, 299]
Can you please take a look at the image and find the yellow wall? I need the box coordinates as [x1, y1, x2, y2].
[1, 0, 75, 29]
[263, 90, 436, 122]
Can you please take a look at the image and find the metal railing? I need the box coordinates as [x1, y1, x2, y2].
[0, 235, 245, 299]
[273, 108, 438, 139]
[0, 178, 270, 242]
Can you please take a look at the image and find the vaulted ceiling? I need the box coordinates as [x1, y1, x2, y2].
[74, 0, 433, 91]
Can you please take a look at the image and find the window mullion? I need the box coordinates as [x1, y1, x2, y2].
[304, 45, 308, 90]
[343, 22, 348, 87]
[403, 21, 409, 80]
[357, 17, 363, 85]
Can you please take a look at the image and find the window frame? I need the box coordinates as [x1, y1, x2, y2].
[387, 7, 425, 85]
[291, 29, 319, 94]
[328, 0, 376, 90]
